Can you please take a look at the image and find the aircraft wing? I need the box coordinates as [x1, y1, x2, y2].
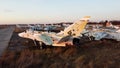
[57, 35, 72, 43]
[106, 32, 120, 41]
[92, 32, 108, 40]
[33, 34, 53, 45]
[92, 31, 120, 41]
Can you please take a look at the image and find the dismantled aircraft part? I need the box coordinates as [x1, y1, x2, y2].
[62, 16, 90, 36]
[34, 34, 53, 45]
[87, 36, 95, 41]
[34, 40, 47, 49]
[81, 32, 95, 41]
[18, 31, 35, 40]
[73, 35, 93, 46]
[39, 41, 43, 49]
[100, 38, 118, 42]
[105, 33, 120, 41]
[91, 32, 108, 40]
[57, 35, 72, 44]
[90, 31, 120, 41]
[33, 40, 37, 46]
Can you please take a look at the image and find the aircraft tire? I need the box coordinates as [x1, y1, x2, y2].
[73, 38, 80, 46]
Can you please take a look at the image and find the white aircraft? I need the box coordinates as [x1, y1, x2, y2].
[28, 24, 44, 31]
[18, 16, 91, 49]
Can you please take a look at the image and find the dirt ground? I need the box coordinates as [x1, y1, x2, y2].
[0, 27, 120, 68]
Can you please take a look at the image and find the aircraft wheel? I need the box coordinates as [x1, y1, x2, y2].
[39, 41, 43, 49]
[89, 36, 95, 41]
[33, 40, 46, 49]
[39, 41, 47, 49]
[73, 38, 80, 46]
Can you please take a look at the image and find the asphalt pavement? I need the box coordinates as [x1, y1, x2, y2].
[0, 27, 14, 56]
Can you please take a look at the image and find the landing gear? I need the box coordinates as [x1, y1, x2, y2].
[73, 36, 94, 46]
[33, 40, 45, 49]
[33, 40, 37, 46]
[39, 41, 43, 49]
[89, 36, 95, 41]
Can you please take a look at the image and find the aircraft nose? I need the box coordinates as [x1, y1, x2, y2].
[18, 33, 24, 37]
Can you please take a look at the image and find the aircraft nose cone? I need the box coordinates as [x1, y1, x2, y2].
[18, 33, 24, 37]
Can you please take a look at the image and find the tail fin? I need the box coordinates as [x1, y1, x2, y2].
[63, 16, 90, 36]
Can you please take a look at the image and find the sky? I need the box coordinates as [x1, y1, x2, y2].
[0, 0, 120, 24]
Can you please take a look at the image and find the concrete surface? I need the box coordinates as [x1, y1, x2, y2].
[0, 27, 14, 56]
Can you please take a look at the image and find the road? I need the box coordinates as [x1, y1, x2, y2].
[0, 27, 14, 56]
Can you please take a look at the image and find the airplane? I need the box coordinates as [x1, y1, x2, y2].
[18, 16, 91, 49]
[28, 24, 63, 32]
[28, 24, 44, 31]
